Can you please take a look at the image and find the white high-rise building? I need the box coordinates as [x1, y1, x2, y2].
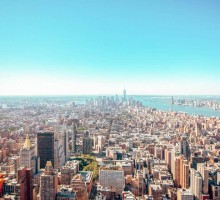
[19, 125, 39, 174]
[60, 127, 70, 161]
[197, 163, 209, 194]
[190, 168, 202, 200]
[54, 139, 65, 168]
[97, 135, 105, 154]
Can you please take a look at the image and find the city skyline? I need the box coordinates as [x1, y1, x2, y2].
[0, 0, 220, 95]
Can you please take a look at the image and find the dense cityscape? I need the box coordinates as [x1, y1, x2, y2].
[0, 91, 219, 200]
[172, 97, 220, 111]
[1, 1, 220, 200]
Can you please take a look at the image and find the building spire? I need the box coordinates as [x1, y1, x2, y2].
[23, 124, 31, 149]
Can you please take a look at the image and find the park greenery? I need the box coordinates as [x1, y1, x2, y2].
[72, 154, 98, 181]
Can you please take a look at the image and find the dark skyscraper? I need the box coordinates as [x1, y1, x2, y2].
[37, 131, 54, 169]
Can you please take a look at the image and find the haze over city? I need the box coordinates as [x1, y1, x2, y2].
[1, 0, 220, 95]
[1, 1, 220, 200]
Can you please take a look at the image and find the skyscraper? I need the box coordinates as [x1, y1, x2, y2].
[137, 170, 144, 196]
[19, 126, 39, 174]
[165, 148, 172, 172]
[83, 131, 92, 154]
[61, 129, 70, 161]
[54, 139, 65, 168]
[174, 156, 181, 187]
[72, 123, 77, 153]
[195, 122, 200, 138]
[197, 163, 209, 194]
[123, 89, 126, 101]
[173, 155, 189, 189]
[39, 161, 58, 200]
[190, 168, 203, 200]
[37, 131, 54, 169]
[17, 166, 33, 200]
[180, 136, 190, 160]
[180, 158, 189, 189]
[97, 135, 105, 154]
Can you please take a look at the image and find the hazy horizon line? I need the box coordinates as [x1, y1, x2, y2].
[1, 94, 220, 97]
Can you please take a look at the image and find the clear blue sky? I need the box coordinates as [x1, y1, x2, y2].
[0, 0, 220, 95]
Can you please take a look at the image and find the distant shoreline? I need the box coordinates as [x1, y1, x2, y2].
[0, 95, 220, 117]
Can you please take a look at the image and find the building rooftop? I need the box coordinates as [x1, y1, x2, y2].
[79, 171, 93, 182]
